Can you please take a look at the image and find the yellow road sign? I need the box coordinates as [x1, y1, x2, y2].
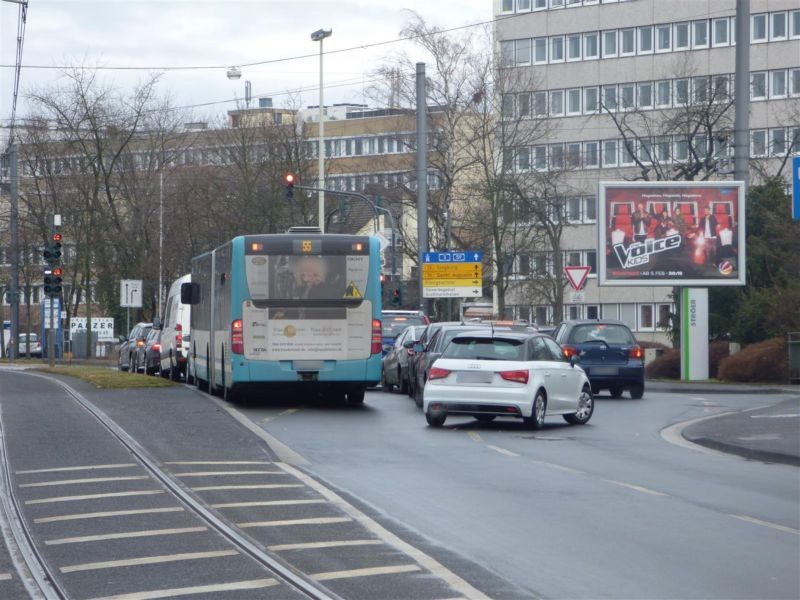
[422, 263, 482, 278]
[421, 279, 482, 287]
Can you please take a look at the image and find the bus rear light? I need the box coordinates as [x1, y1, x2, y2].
[629, 345, 643, 359]
[429, 366, 451, 380]
[231, 319, 244, 354]
[499, 369, 529, 384]
[371, 319, 382, 354]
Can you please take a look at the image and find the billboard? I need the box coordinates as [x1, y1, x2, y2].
[598, 181, 746, 287]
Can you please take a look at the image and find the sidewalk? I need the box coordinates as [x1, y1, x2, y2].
[648, 379, 800, 466]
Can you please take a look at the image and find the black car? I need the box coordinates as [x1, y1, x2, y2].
[551, 319, 645, 398]
[143, 328, 162, 375]
[117, 322, 153, 372]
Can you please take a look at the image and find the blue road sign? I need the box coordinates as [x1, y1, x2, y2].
[793, 156, 800, 220]
[422, 250, 483, 263]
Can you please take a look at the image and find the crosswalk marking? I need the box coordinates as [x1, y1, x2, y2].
[26, 490, 164, 505]
[211, 499, 324, 509]
[164, 461, 272, 465]
[85, 578, 279, 600]
[35, 507, 184, 524]
[268, 539, 381, 551]
[190, 484, 301, 492]
[313, 564, 421, 581]
[16, 464, 137, 475]
[238, 517, 351, 528]
[173, 471, 284, 477]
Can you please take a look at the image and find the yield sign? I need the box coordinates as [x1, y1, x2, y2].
[564, 266, 591, 291]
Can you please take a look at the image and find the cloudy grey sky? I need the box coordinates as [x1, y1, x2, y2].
[1, 0, 491, 132]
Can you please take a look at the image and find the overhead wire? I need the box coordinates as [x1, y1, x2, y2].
[5, 0, 27, 149]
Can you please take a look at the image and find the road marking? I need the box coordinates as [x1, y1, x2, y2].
[486, 445, 520, 457]
[60, 550, 238, 573]
[690, 397, 707, 401]
[173, 470, 285, 477]
[26, 490, 164, 505]
[260, 408, 299, 424]
[35, 507, 184, 524]
[268, 539, 381, 551]
[313, 564, 421, 581]
[190, 484, 302, 492]
[0, 573, 11, 581]
[530, 460, 585, 474]
[20, 475, 149, 488]
[467, 432, 482, 443]
[211, 499, 325, 509]
[751, 414, 799, 419]
[728, 514, 800, 536]
[85, 578, 280, 600]
[606, 480, 668, 497]
[738, 434, 782, 441]
[238, 517, 351, 528]
[15, 464, 137, 475]
[45, 527, 207, 546]
[164, 461, 273, 465]
[660, 411, 742, 458]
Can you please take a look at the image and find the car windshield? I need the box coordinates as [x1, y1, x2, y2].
[442, 337, 526, 361]
[569, 324, 635, 345]
[382, 316, 426, 337]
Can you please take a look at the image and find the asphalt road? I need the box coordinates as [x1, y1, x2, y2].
[237, 386, 800, 600]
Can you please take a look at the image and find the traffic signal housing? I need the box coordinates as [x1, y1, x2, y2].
[391, 288, 401, 306]
[284, 173, 295, 200]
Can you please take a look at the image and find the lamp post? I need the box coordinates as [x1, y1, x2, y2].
[310, 28, 332, 233]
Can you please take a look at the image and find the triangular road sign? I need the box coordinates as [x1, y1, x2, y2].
[564, 266, 591, 291]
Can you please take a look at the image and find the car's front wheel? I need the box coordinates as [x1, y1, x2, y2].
[523, 390, 547, 429]
[564, 386, 594, 425]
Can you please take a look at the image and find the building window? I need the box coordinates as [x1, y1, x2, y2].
[771, 12, 787, 41]
[713, 75, 730, 101]
[771, 129, 786, 156]
[584, 32, 599, 59]
[550, 90, 564, 116]
[535, 306, 549, 326]
[602, 85, 618, 111]
[656, 24, 672, 52]
[534, 0, 547, 9]
[694, 76, 710, 104]
[501, 0, 514, 12]
[567, 34, 582, 61]
[693, 20, 709, 48]
[584, 196, 597, 222]
[534, 37, 548, 63]
[620, 28, 635, 55]
[751, 130, 767, 156]
[621, 84, 635, 110]
[602, 140, 618, 167]
[584, 87, 599, 113]
[620, 304, 636, 330]
[500, 40, 515, 66]
[567, 88, 581, 115]
[550, 36, 565, 62]
[602, 30, 617, 57]
[586, 250, 597, 273]
[674, 22, 690, 50]
[533, 91, 548, 116]
[675, 79, 690, 105]
[674, 138, 689, 161]
[586, 305, 600, 319]
[751, 72, 767, 100]
[751, 14, 767, 42]
[584, 142, 599, 168]
[567, 198, 582, 223]
[656, 80, 671, 107]
[518, 146, 531, 171]
[639, 304, 654, 330]
[516, 38, 532, 65]
[790, 69, 800, 97]
[638, 26, 653, 54]
[791, 10, 800, 39]
[550, 0, 564, 8]
[772, 70, 787, 98]
[712, 18, 729, 46]
[518, 0, 531, 10]
[567, 305, 581, 320]
[533, 145, 547, 170]
[602, 304, 619, 319]
[550, 144, 564, 169]
[518, 92, 531, 118]
[621, 140, 636, 166]
[502, 95, 515, 119]
[637, 82, 653, 109]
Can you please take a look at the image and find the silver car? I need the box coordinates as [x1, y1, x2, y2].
[382, 326, 425, 394]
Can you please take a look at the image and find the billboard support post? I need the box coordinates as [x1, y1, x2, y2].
[680, 288, 709, 381]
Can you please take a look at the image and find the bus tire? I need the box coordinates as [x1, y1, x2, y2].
[347, 387, 366, 405]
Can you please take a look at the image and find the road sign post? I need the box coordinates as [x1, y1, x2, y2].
[422, 251, 483, 298]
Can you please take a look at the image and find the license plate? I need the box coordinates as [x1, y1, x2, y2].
[456, 372, 493, 384]
[591, 366, 619, 376]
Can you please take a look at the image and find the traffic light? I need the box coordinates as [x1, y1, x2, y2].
[391, 288, 401, 306]
[43, 232, 62, 266]
[43, 271, 55, 297]
[51, 267, 63, 296]
[284, 173, 295, 200]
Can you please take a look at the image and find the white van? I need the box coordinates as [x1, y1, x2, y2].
[160, 274, 191, 380]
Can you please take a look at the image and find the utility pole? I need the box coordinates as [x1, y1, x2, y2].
[416, 63, 429, 314]
[733, 0, 750, 191]
[9, 143, 19, 361]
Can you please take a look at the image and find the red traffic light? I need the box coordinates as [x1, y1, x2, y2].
[285, 173, 295, 184]
[52, 232, 62, 242]
[52, 267, 63, 277]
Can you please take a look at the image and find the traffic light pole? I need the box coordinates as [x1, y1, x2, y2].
[9, 143, 19, 361]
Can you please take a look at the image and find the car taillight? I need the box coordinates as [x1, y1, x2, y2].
[175, 323, 182, 347]
[153, 343, 161, 351]
[499, 369, 529, 384]
[629, 345, 643, 359]
[429, 366, 451, 380]
[136, 339, 144, 348]
[562, 345, 577, 358]
[371, 319, 382, 354]
[231, 319, 244, 354]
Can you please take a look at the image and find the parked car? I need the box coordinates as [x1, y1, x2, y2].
[5, 333, 42, 358]
[423, 330, 594, 428]
[143, 328, 163, 375]
[117, 322, 153, 372]
[381, 310, 428, 356]
[407, 321, 460, 401]
[551, 319, 645, 398]
[382, 325, 426, 394]
[159, 274, 191, 381]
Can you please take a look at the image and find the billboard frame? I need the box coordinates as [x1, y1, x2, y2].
[598, 181, 746, 287]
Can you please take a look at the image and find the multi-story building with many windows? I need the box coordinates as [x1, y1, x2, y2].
[495, 0, 799, 341]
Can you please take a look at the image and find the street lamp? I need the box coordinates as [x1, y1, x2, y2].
[310, 28, 332, 233]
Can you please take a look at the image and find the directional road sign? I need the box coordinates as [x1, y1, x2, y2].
[422, 250, 483, 298]
[120, 279, 143, 308]
[793, 155, 799, 220]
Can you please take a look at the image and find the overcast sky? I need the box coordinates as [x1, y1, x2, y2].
[1, 0, 491, 135]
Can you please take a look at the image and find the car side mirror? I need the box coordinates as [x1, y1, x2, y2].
[570, 354, 581, 367]
[403, 340, 415, 349]
[118, 335, 127, 344]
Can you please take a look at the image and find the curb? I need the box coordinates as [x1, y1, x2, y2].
[680, 435, 800, 467]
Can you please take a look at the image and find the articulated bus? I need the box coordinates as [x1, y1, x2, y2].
[182, 229, 382, 403]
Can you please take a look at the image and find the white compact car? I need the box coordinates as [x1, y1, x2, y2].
[422, 330, 594, 428]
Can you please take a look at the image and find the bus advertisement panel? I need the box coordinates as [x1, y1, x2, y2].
[598, 181, 746, 287]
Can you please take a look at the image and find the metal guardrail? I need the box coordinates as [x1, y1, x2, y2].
[789, 332, 800, 384]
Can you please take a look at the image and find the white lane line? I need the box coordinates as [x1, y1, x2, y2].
[751, 414, 800, 419]
[173, 470, 285, 477]
[190, 484, 302, 492]
[35, 507, 184, 524]
[268, 539, 381, 552]
[164, 461, 272, 465]
[0, 573, 12, 581]
[85, 578, 279, 600]
[45, 527, 207, 546]
[486, 445, 520, 457]
[19, 476, 149, 488]
[211, 499, 325, 509]
[606, 479, 668, 497]
[313, 564, 421, 581]
[15, 464, 137, 475]
[26, 490, 164, 505]
[60, 550, 238, 573]
[237, 517, 351, 529]
[728, 514, 800, 536]
[530, 460, 585, 475]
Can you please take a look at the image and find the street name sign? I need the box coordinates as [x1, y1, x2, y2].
[422, 251, 483, 298]
[120, 279, 143, 308]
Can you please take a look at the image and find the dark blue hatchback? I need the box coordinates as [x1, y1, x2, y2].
[552, 320, 645, 399]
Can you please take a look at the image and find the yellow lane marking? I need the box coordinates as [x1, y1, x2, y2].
[190, 484, 302, 492]
[606, 480, 668, 497]
[728, 514, 800, 535]
[268, 539, 382, 551]
[211, 499, 324, 509]
[26, 490, 164, 505]
[164, 461, 272, 465]
[35, 507, 184, 524]
[467, 432, 482, 443]
[238, 517, 351, 529]
[60, 550, 238, 573]
[313, 564, 421, 581]
[16, 464, 137, 475]
[20, 476, 149, 488]
[85, 578, 279, 600]
[259, 409, 298, 424]
[173, 470, 284, 477]
[45, 527, 207, 546]
[486, 445, 520, 457]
